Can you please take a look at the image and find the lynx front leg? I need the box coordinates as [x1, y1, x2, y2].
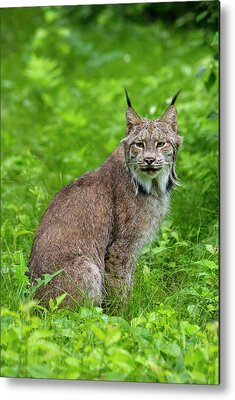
[104, 245, 136, 303]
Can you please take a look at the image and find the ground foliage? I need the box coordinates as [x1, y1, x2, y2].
[1, 2, 219, 383]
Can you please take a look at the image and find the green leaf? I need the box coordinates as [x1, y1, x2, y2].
[110, 348, 135, 372]
[198, 259, 218, 271]
[160, 342, 181, 358]
[181, 321, 200, 336]
[56, 293, 68, 307]
[131, 316, 146, 328]
[49, 298, 55, 311]
[105, 326, 121, 347]
[32, 269, 64, 295]
[91, 325, 106, 341]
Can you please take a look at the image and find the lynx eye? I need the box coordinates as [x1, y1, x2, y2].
[156, 141, 165, 148]
[135, 142, 145, 149]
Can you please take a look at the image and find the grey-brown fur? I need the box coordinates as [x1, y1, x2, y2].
[28, 91, 182, 308]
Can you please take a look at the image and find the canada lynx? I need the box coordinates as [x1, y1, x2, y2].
[28, 90, 182, 307]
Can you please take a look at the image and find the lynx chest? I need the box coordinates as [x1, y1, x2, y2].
[113, 189, 170, 249]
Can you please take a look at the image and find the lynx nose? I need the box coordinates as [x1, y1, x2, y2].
[144, 155, 155, 165]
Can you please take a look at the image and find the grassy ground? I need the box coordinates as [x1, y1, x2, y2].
[1, 5, 219, 383]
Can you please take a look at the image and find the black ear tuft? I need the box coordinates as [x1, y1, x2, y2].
[170, 89, 182, 106]
[124, 88, 132, 108]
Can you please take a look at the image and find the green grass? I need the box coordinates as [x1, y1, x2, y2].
[1, 5, 219, 383]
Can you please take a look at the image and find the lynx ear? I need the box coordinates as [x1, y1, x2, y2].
[160, 105, 178, 132]
[124, 88, 141, 131]
[160, 89, 182, 132]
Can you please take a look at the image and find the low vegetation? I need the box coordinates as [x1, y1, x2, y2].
[1, 3, 219, 383]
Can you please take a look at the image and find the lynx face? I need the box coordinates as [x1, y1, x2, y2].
[123, 92, 182, 194]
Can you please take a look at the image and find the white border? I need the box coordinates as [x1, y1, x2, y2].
[1, 0, 235, 399]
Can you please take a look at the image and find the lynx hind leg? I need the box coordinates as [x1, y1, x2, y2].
[35, 258, 103, 308]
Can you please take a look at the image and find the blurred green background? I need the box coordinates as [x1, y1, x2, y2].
[1, 1, 219, 383]
[1, 1, 219, 232]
